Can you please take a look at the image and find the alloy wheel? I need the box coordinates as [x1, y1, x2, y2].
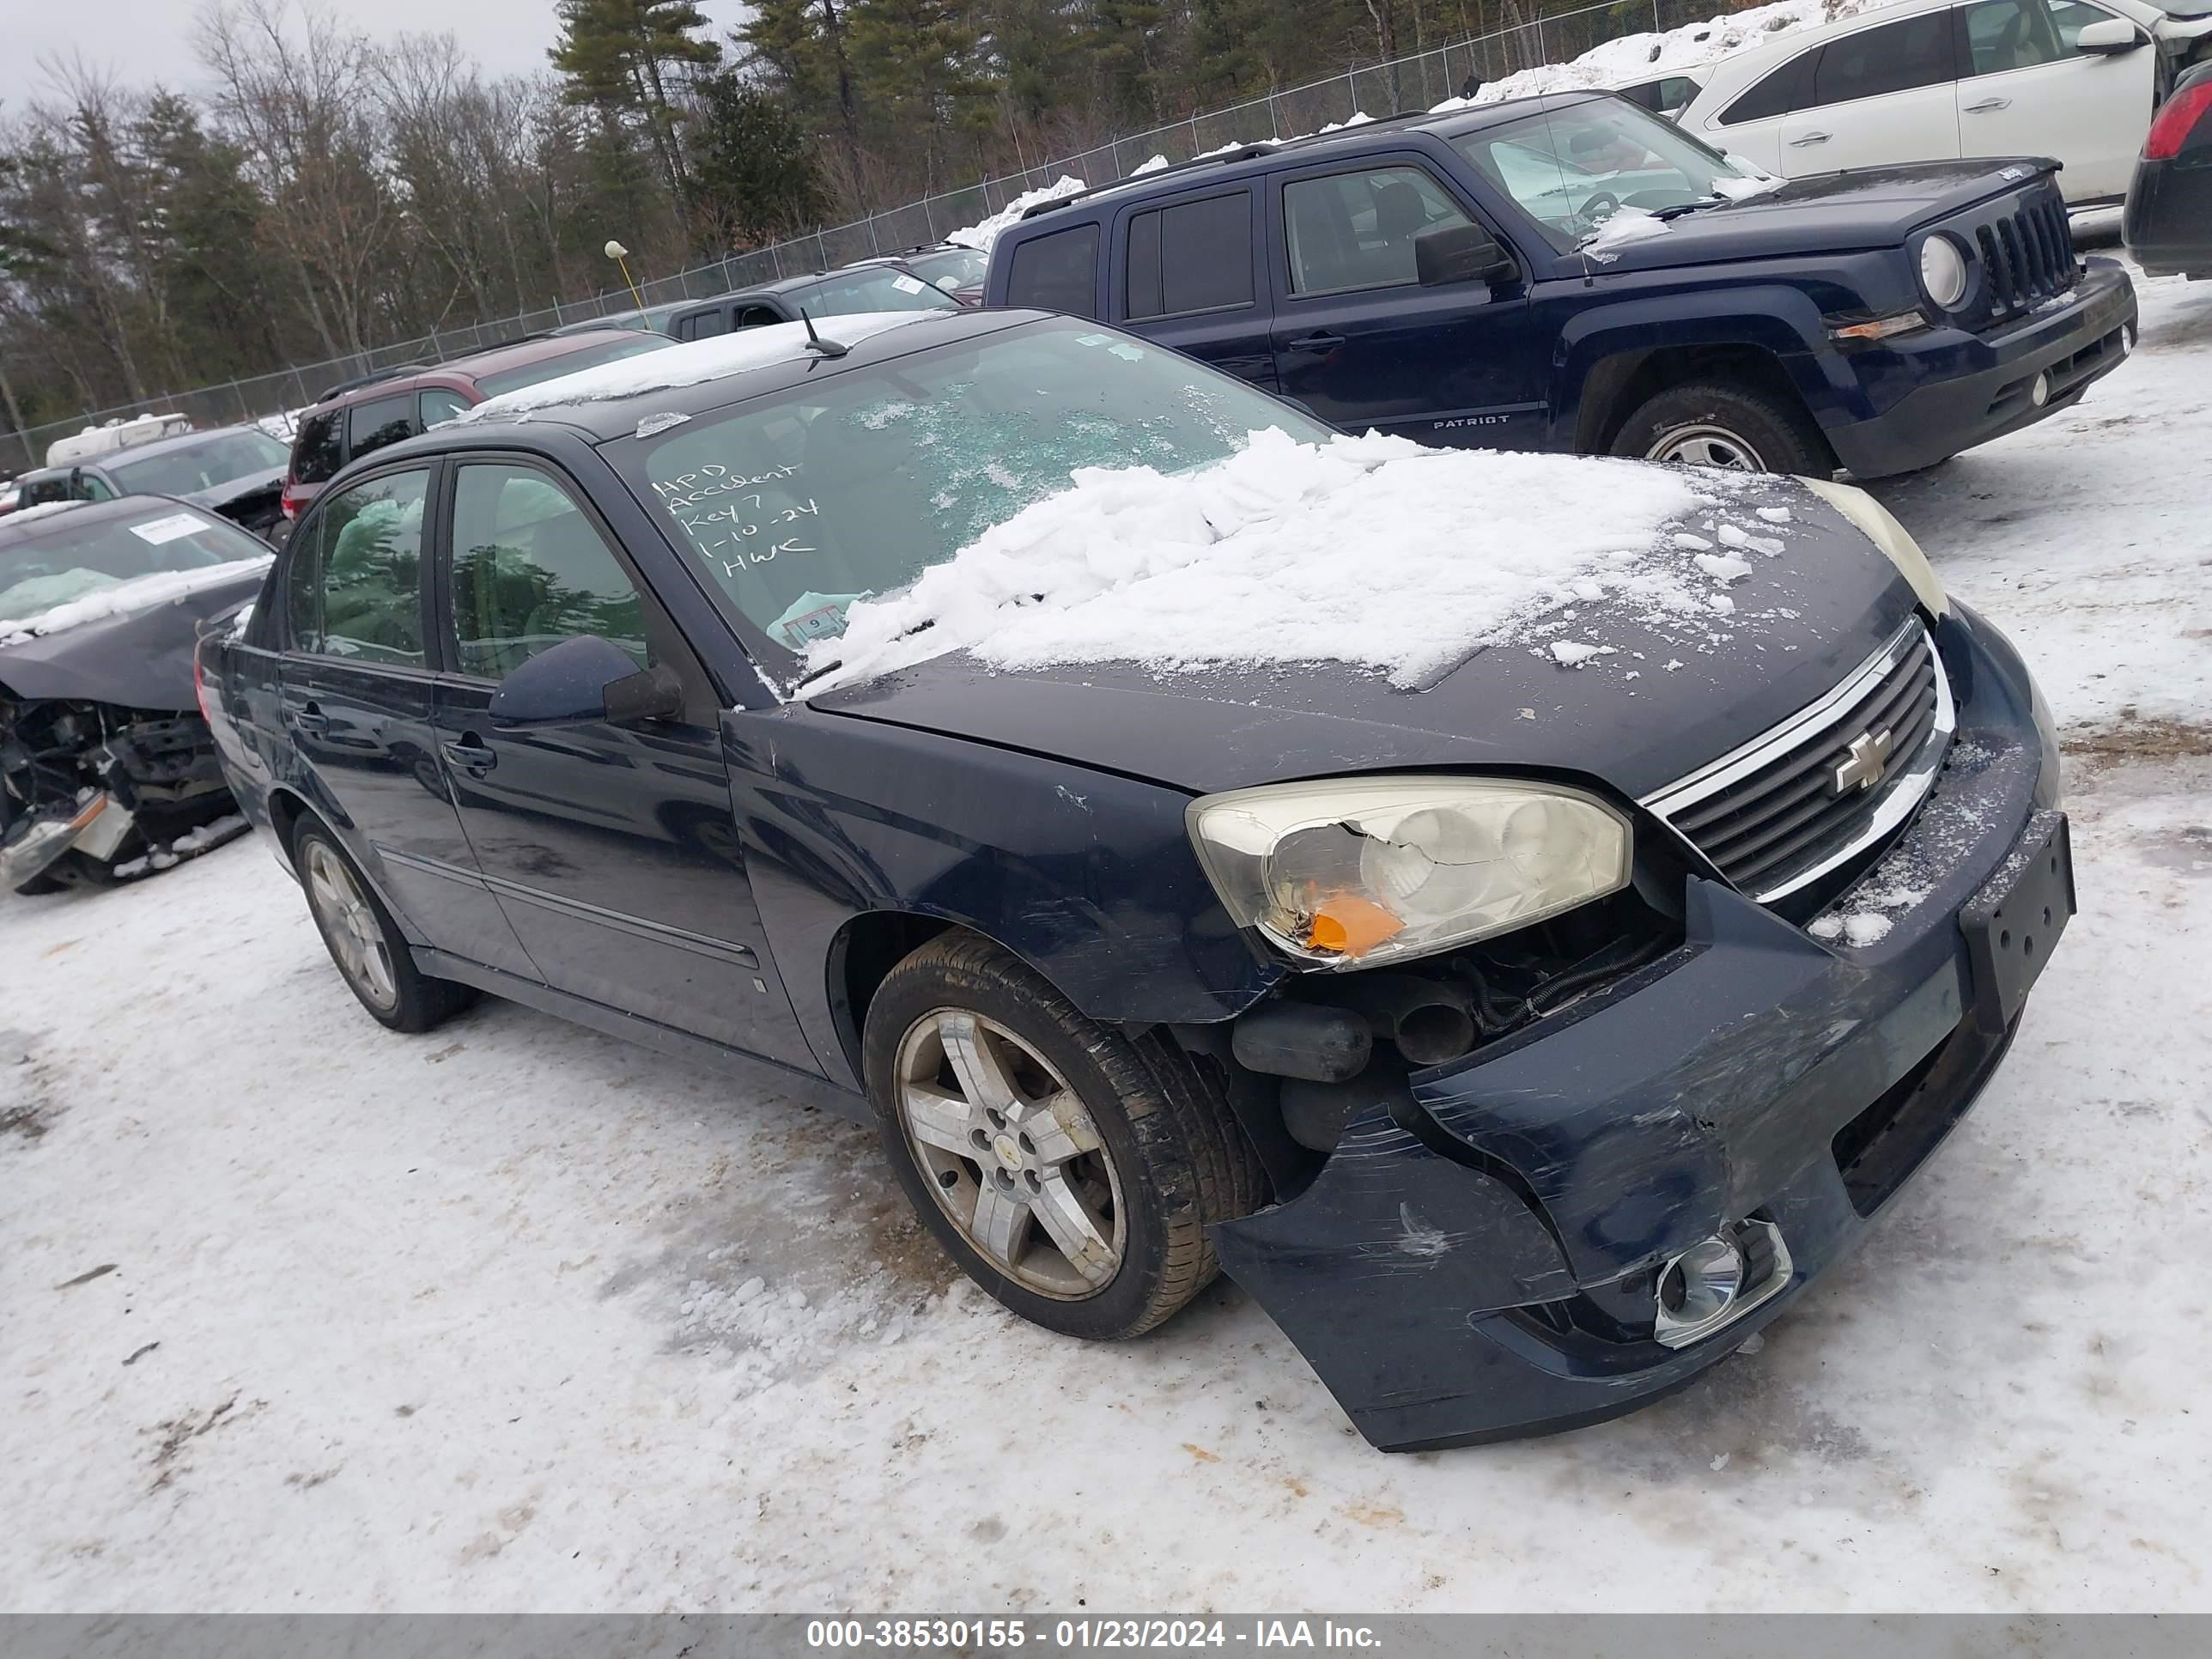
[302, 841, 398, 1012]
[1647, 424, 1766, 469]
[894, 1008, 1126, 1299]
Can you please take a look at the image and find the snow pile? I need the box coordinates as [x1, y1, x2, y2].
[1581, 205, 1674, 262]
[0, 556, 273, 645]
[1429, 0, 1888, 111]
[808, 428, 1768, 693]
[943, 176, 1088, 252]
[461, 313, 933, 421]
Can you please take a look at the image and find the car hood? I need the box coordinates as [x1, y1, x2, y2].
[0, 565, 268, 708]
[807, 486, 1921, 800]
[1595, 161, 2056, 269]
[184, 465, 286, 515]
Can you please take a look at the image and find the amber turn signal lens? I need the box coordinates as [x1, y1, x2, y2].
[1302, 892, 1406, 958]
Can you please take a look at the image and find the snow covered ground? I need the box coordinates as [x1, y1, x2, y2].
[3, 263, 2209, 1614]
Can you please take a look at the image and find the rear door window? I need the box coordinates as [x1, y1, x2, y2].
[287, 467, 431, 665]
[1720, 52, 1819, 124]
[346, 395, 416, 462]
[1125, 191, 1255, 319]
[1812, 13, 1960, 103]
[683, 307, 732, 340]
[1005, 224, 1103, 317]
[291, 410, 344, 483]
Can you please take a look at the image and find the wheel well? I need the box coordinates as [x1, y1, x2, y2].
[1577, 343, 1811, 454]
[830, 910, 956, 1079]
[265, 788, 307, 857]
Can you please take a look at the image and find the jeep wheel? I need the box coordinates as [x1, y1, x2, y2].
[1612, 380, 1833, 476]
[863, 933, 1265, 1340]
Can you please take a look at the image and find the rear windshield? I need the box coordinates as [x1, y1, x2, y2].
[292, 410, 344, 483]
[110, 430, 289, 495]
[0, 504, 269, 626]
[791, 266, 964, 318]
[473, 333, 674, 398]
[611, 317, 1332, 665]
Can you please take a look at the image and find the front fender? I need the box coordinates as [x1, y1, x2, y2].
[730, 706, 1286, 1089]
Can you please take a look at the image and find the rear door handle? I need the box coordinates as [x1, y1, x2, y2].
[290, 702, 329, 737]
[1964, 97, 2011, 112]
[1285, 331, 1345, 352]
[1787, 131, 1830, 147]
[441, 738, 497, 776]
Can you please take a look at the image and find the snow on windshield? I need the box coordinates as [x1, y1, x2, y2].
[807, 429, 1778, 695]
[1, 556, 273, 644]
[460, 313, 936, 421]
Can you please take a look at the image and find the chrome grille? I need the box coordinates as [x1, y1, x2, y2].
[1643, 621, 1953, 902]
[1972, 196, 2077, 322]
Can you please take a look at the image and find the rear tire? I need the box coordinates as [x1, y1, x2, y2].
[863, 932, 1265, 1340]
[1610, 379, 1833, 476]
[291, 815, 477, 1033]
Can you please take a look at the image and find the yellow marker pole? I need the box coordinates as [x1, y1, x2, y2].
[605, 240, 648, 317]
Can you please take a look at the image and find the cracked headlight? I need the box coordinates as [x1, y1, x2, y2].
[1187, 776, 1632, 969]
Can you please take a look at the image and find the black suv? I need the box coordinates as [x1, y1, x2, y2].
[985, 91, 2137, 477]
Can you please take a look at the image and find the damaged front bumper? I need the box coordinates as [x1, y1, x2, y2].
[1212, 604, 2071, 1450]
[2, 709, 236, 889]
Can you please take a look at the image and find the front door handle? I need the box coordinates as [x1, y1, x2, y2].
[1285, 331, 1345, 352]
[290, 702, 329, 737]
[441, 738, 497, 776]
[1787, 131, 1831, 147]
[1964, 97, 2011, 112]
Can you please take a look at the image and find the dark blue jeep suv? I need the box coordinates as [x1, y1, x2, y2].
[984, 91, 2138, 477]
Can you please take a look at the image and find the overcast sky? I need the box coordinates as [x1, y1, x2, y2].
[1, 0, 756, 113]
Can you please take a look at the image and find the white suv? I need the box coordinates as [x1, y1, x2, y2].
[1678, 0, 2179, 203]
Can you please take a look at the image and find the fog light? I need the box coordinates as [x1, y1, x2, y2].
[2031, 372, 2051, 407]
[1653, 1218, 1794, 1349]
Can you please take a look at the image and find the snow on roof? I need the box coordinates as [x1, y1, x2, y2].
[809, 429, 1772, 694]
[943, 177, 1089, 252]
[459, 313, 936, 422]
[1, 555, 273, 646]
[2, 501, 87, 528]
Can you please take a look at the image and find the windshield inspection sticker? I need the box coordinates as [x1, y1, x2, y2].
[129, 513, 206, 545]
[890, 274, 927, 295]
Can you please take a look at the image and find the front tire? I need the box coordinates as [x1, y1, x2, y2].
[863, 933, 1264, 1340]
[1610, 379, 1833, 476]
[293, 816, 477, 1033]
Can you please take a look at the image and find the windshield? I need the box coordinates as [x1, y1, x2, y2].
[475, 332, 674, 398]
[109, 430, 289, 495]
[908, 248, 989, 292]
[1454, 99, 1748, 251]
[616, 317, 1333, 663]
[793, 265, 964, 318]
[0, 504, 267, 624]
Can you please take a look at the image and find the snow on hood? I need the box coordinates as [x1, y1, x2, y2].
[1579, 205, 1674, 261]
[943, 177, 1088, 252]
[0, 556, 274, 646]
[460, 313, 935, 421]
[3, 501, 87, 528]
[807, 430, 1784, 695]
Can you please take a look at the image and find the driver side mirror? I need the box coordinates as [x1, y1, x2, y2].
[2074, 17, 2147, 52]
[489, 635, 684, 730]
[1415, 222, 1520, 288]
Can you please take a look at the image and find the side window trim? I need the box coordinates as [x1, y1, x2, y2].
[1270, 155, 1501, 302]
[280, 456, 446, 669]
[430, 450, 711, 717]
[1113, 186, 1260, 323]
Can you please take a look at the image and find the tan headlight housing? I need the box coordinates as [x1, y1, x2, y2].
[1186, 775, 1632, 969]
[1796, 476, 1948, 619]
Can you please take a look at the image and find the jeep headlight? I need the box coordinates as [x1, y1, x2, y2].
[1796, 476, 1948, 618]
[1918, 234, 1970, 310]
[1187, 776, 1632, 969]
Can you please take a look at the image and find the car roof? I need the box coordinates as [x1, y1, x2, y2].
[1009, 93, 1613, 226]
[384, 307, 1045, 453]
[310, 333, 641, 415]
[84, 424, 277, 467]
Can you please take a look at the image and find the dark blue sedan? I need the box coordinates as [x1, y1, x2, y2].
[198, 307, 2075, 1449]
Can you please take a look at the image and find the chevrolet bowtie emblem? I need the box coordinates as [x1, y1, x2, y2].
[1832, 728, 1894, 794]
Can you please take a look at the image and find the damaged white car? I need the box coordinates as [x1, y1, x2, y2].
[0, 498, 269, 895]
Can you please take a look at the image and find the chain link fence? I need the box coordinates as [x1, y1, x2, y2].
[7, 0, 1693, 471]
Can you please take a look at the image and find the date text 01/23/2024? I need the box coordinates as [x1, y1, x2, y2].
[804, 1620, 1385, 1650]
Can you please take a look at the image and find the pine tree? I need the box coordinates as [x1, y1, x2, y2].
[689, 73, 834, 248]
[550, 0, 723, 214]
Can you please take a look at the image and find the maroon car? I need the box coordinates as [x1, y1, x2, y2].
[280, 331, 673, 525]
